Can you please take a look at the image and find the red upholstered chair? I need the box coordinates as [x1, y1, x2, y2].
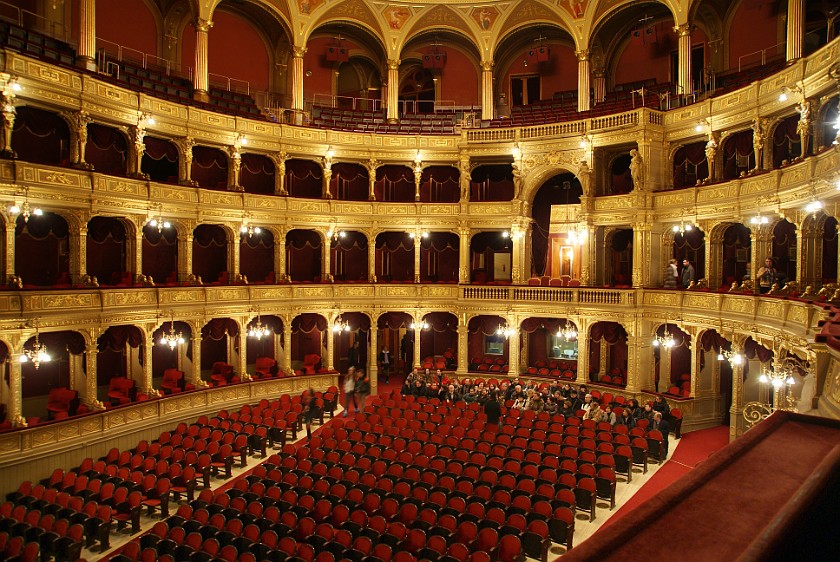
[161, 369, 185, 394]
[46, 388, 78, 419]
[210, 362, 236, 386]
[527, 278, 540, 286]
[255, 357, 277, 379]
[303, 355, 321, 375]
[107, 377, 136, 406]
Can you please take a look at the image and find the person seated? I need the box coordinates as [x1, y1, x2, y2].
[585, 401, 604, 422]
[616, 408, 635, 429]
[581, 393, 594, 413]
[603, 404, 617, 426]
[652, 395, 669, 414]
[560, 399, 576, 417]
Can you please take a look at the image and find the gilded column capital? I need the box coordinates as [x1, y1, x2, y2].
[575, 49, 590, 62]
[673, 23, 694, 37]
[270, 150, 288, 165]
[480, 61, 494, 72]
[293, 46, 308, 58]
[387, 59, 401, 71]
[194, 18, 214, 33]
[365, 157, 381, 174]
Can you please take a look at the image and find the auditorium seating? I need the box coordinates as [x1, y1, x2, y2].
[311, 107, 459, 135]
[46, 388, 79, 420]
[254, 357, 278, 380]
[0, 21, 76, 68]
[107, 377, 137, 406]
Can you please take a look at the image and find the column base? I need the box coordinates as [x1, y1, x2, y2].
[0, 149, 16, 159]
[72, 162, 95, 171]
[228, 184, 244, 192]
[76, 56, 97, 72]
[127, 172, 150, 180]
[179, 179, 199, 187]
[193, 90, 210, 103]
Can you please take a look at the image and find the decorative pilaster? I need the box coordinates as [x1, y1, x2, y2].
[230, 231, 240, 281]
[368, 328, 378, 392]
[576, 50, 590, 112]
[457, 323, 468, 374]
[6, 354, 22, 426]
[322, 153, 333, 199]
[386, 59, 400, 122]
[275, 227, 288, 282]
[412, 321, 422, 369]
[365, 158, 380, 201]
[236, 329, 247, 379]
[413, 160, 423, 202]
[271, 152, 288, 195]
[291, 47, 306, 112]
[413, 231, 421, 283]
[0, 77, 17, 158]
[674, 23, 694, 97]
[84, 344, 105, 410]
[192, 18, 214, 103]
[632, 221, 652, 287]
[368, 230, 378, 283]
[704, 131, 720, 182]
[576, 320, 590, 384]
[71, 224, 87, 284]
[707, 226, 722, 288]
[142, 334, 154, 392]
[507, 327, 520, 377]
[729, 341, 746, 440]
[77, 0, 96, 71]
[480, 61, 494, 121]
[282, 324, 293, 373]
[62, 111, 93, 170]
[322, 231, 332, 283]
[786, 0, 804, 61]
[510, 226, 527, 285]
[127, 124, 148, 179]
[626, 332, 653, 393]
[458, 226, 470, 284]
[5, 221, 15, 280]
[178, 233, 194, 283]
[189, 333, 202, 385]
[688, 330, 700, 397]
[458, 154, 471, 202]
[174, 137, 197, 186]
[751, 118, 768, 172]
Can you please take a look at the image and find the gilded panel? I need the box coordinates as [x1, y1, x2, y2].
[79, 417, 102, 435]
[786, 303, 807, 326]
[251, 287, 294, 299]
[25, 293, 99, 311]
[207, 287, 249, 302]
[335, 203, 374, 214]
[159, 290, 203, 304]
[696, 185, 735, 203]
[141, 97, 189, 120]
[422, 285, 458, 298]
[193, 110, 234, 129]
[151, 186, 198, 203]
[204, 192, 240, 206]
[338, 286, 375, 297]
[104, 291, 157, 308]
[0, 295, 21, 314]
[288, 200, 329, 213]
[679, 294, 717, 311]
[379, 286, 416, 297]
[594, 197, 633, 211]
[0, 435, 19, 454]
[722, 296, 754, 315]
[98, 177, 145, 196]
[23, 59, 77, 89]
[814, 151, 838, 176]
[778, 164, 807, 187]
[756, 300, 783, 321]
[739, 174, 775, 197]
[293, 287, 332, 298]
[58, 422, 81, 440]
[382, 205, 411, 215]
[30, 427, 58, 448]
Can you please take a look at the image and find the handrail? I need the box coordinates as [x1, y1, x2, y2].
[0, 0, 73, 44]
[738, 41, 786, 72]
[95, 37, 193, 81]
[208, 72, 250, 95]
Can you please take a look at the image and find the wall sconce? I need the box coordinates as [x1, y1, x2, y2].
[652, 325, 676, 348]
[327, 227, 346, 241]
[778, 85, 803, 102]
[325, 146, 335, 160]
[511, 145, 522, 161]
[9, 188, 43, 223]
[332, 314, 351, 333]
[502, 230, 523, 241]
[408, 231, 429, 239]
[579, 134, 592, 150]
[496, 322, 515, 338]
[409, 320, 429, 330]
[694, 118, 710, 133]
[240, 223, 262, 237]
[718, 349, 743, 366]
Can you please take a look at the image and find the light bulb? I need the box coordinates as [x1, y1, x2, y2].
[149, 219, 158, 227]
[33, 208, 43, 216]
[772, 378, 783, 388]
[11, 82, 21, 92]
[779, 92, 788, 102]
[652, 340, 660, 347]
[717, 353, 724, 361]
[502, 231, 510, 239]
[146, 116, 155, 126]
[672, 225, 679, 233]
[9, 204, 19, 214]
[241, 225, 248, 233]
[732, 355, 742, 365]
[685, 224, 693, 231]
[695, 124, 703, 132]
[253, 226, 261, 234]
[19, 355, 27, 363]
[759, 374, 769, 383]
[159, 336, 167, 345]
[786, 376, 795, 385]
[162, 221, 171, 228]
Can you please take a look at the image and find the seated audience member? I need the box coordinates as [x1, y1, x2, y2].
[442, 383, 460, 403]
[585, 400, 604, 422]
[653, 411, 670, 456]
[581, 393, 594, 413]
[526, 390, 545, 413]
[616, 408, 635, 429]
[626, 398, 642, 419]
[569, 389, 581, 411]
[653, 395, 669, 415]
[603, 404, 617, 426]
[484, 391, 502, 425]
[560, 399, 576, 417]
[636, 402, 655, 423]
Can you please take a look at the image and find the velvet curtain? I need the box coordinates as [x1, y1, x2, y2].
[332, 163, 368, 201]
[468, 315, 508, 362]
[96, 325, 143, 386]
[375, 232, 414, 282]
[331, 231, 368, 282]
[15, 213, 70, 287]
[192, 146, 228, 190]
[420, 166, 459, 203]
[85, 123, 127, 176]
[823, 217, 838, 283]
[151, 322, 191, 377]
[420, 233, 458, 282]
[287, 229, 322, 282]
[143, 224, 178, 284]
[292, 314, 327, 361]
[141, 136, 178, 183]
[522, 318, 567, 366]
[377, 312, 413, 330]
[721, 224, 751, 286]
[723, 129, 755, 179]
[673, 141, 708, 189]
[21, 332, 84, 398]
[193, 225, 228, 283]
[470, 165, 514, 202]
[241, 231, 274, 284]
[11, 106, 69, 166]
[772, 220, 796, 284]
[609, 230, 633, 286]
[241, 153, 275, 195]
[419, 312, 457, 360]
[772, 115, 801, 168]
[86, 217, 126, 285]
[286, 160, 322, 199]
[201, 318, 239, 372]
[589, 322, 628, 375]
[376, 166, 414, 202]
[673, 228, 705, 279]
[610, 155, 633, 194]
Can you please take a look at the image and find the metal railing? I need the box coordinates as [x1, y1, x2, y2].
[96, 37, 193, 81]
[0, 1, 73, 44]
[209, 73, 250, 95]
[738, 41, 786, 72]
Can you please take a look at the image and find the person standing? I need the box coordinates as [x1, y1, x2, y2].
[484, 391, 502, 427]
[342, 367, 357, 417]
[301, 388, 319, 439]
[378, 345, 392, 383]
[347, 341, 360, 370]
[400, 333, 412, 374]
[355, 369, 370, 411]
[664, 259, 678, 289]
[757, 257, 777, 294]
[681, 259, 695, 288]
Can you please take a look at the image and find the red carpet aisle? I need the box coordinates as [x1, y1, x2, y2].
[600, 425, 730, 528]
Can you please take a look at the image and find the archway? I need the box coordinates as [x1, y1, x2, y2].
[721, 223, 751, 288]
[192, 145, 229, 190]
[521, 317, 578, 380]
[193, 224, 229, 284]
[331, 163, 369, 201]
[772, 114, 803, 167]
[85, 123, 128, 176]
[377, 312, 414, 378]
[652, 324, 691, 394]
[672, 228, 705, 281]
[470, 165, 514, 202]
[87, 216, 130, 286]
[245, 314, 283, 378]
[722, 129, 755, 179]
[143, 222, 178, 285]
[15, 213, 70, 287]
[673, 141, 709, 188]
[291, 314, 327, 375]
[468, 315, 509, 374]
[375, 165, 414, 202]
[332, 312, 370, 375]
[606, 229, 633, 286]
[589, 322, 628, 387]
[420, 232, 459, 283]
[201, 318, 240, 386]
[241, 227, 274, 284]
[419, 166, 460, 203]
[771, 219, 797, 286]
[11, 106, 70, 165]
[608, 153, 633, 195]
[418, 312, 458, 372]
[375, 232, 413, 283]
[286, 159, 323, 199]
[331, 231, 368, 282]
[151, 320, 192, 390]
[96, 325, 144, 406]
[531, 172, 582, 278]
[241, 153, 276, 195]
[286, 229, 322, 283]
[698, 329, 734, 426]
[21, 331, 86, 421]
[470, 231, 512, 284]
[141, 136, 178, 183]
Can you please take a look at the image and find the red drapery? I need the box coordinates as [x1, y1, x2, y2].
[21, 331, 83, 398]
[610, 154, 633, 194]
[772, 220, 797, 284]
[722, 223, 751, 287]
[11, 106, 69, 166]
[240, 153, 275, 195]
[531, 173, 582, 276]
[287, 229, 322, 282]
[376, 166, 414, 202]
[241, 230, 274, 284]
[470, 165, 514, 202]
[331, 231, 368, 282]
[722, 128, 755, 180]
[823, 217, 838, 283]
[192, 146, 228, 190]
[201, 318, 239, 371]
[376, 232, 414, 282]
[193, 225, 228, 283]
[141, 136, 178, 183]
[331, 163, 368, 201]
[609, 230, 633, 286]
[377, 312, 413, 330]
[151, 322, 191, 377]
[292, 314, 327, 361]
[468, 315, 509, 362]
[85, 123, 127, 176]
[286, 159, 322, 199]
[15, 213, 70, 287]
[589, 322, 628, 376]
[420, 166, 459, 203]
[86, 217, 127, 285]
[420, 233, 459, 282]
[673, 228, 706, 279]
[143, 224, 178, 284]
[772, 114, 801, 168]
[419, 312, 457, 360]
[673, 141, 708, 189]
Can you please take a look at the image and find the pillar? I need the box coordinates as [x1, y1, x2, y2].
[729, 349, 746, 440]
[632, 222, 652, 287]
[674, 23, 693, 97]
[178, 233, 194, 283]
[84, 344, 103, 409]
[481, 61, 494, 121]
[511, 227, 527, 284]
[322, 157, 333, 199]
[237, 329, 247, 378]
[71, 224, 87, 284]
[127, 125, 147, 179]
[291, 47, 306, 112]
[457, 324, 468, 374]
[413, 322, 422, 369]
[413, 163, 422, 202]
[368, 327, 378, 393]
[76, 0, 96, 71]
[5, 221, 15, 281]
[413, 233, 421, 283]
[7, 357, 22, 426]
[282, 324, 293, 373]
[576, 50, 590, 112]
[386, 59, 400, 122]
[275, 228, 287, 283]
[193, 18, 213, 103]
[458, 155, 471, 202]
[786, 0, 804, 61]
[62, 110, 92, 170]
[230, 232, 240, 282]
[175, 137, 196, 186]
[126, 229, 139, 282]
[507, 328, 520, 377]
[576, 320, 590, 385]
[188, 333, 202, 385]
[658, 344, 672, 394]
[0, 85, 16, 158]
[368, 232, 377, 283]
[458, 227, 470, 284]
[688, 331, 700, 397]
[326, 318, 335, 372]
[272, 152, 288, 195]
[322, 233, 331, 283]
[142, 335, 154, 393]
[626, 333, 653, 393]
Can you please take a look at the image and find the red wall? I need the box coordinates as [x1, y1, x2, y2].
[303, 36, 364, 100]
[426, 47, 479, 107]
[728, 0, 781, 69]
[181, 10, 270, 91]
[96, 0, 158, 57]
[613, 24, 708, 86]
[502, 43, 577, 101]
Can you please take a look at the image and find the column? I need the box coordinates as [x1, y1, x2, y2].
[576, 50, 590, 112]
[368, 328, 378, 393]
[230, 232, 240, 282]
[688, 331, 699, 397]
[458, 155, 471, 202]
[366, 158, 380, 201]
[510, 227, 526, 285]
[126, 229, 139, 282]
[413, 233, 421, 283]
[76, 0, 96, 71]
[0, 84, 16, 158]
[71, 224, 87, 284]
[62, 110, 92, 170]
[751, 227, 772, 293]
[282, 323, 293, 373]
[386, 59, 400, 122]
[189, 333, 202, 385]
[599, 338, 608, 379]
[705, 131, 720, 182]
[326, 318, 336, 372]
[227, 144, 242, 191]
[626, 333, 653, 393]
[458, 227, 470, 284]
[786, 0, 804, 61]
[481, 61, 494, 121]
[796, 221, 809, 287]
[368, 231, 377, 282]
[84, 344, 104, 409]
[592, 69, 606, 104]
[729, 345, 746, 440]
[631, 222, 652, 287]
[575, 320, 589, 384]
[271, 152, 288, 195]
[507, 328, 520, 377]
[581, 226, 596, 286]
[413, 323, 421, 369]
[707, 228, 722, 289]
[193, 18, 213, 103]
[275, 228, 287, 282]
[142, 335, 154, 393]
[674, 23, 693, 97]
[457, 324, 468, 374]
[174, 137, 197, 186]
[7, 358, 23, 426]
[413, 162, 422, 202]
[133, 231, 144, 283]
[291, 47, 306, 112]
[658, 344, 672, 394]
[519, 332, 529, 371]
[5, 221, 15, 282]
[127, 125, 147, 179]
[178, 233, 194, 283]
[237, 330, 247, 379]
[322, 233, 332, 283]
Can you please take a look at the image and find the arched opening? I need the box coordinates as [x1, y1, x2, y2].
[287, 229, 323, 283]
[419, 166, 460, 203]
[97, 325, 144, 406]
[673, 141, 709, 188]
[772, 114, 803, 167]
[609, 153, 633, 195]
[331, 163, 369, 201]
[470, 231, 512, 284]
[420, 232, 459, 283]
[332, 312, 370, 375]
[606, 229, 633, 287]
[521, 317, 578, 380]
[721, 223, 751, 288]
[202, 318, 240, 386]
[85, 123, 128, 176]
[418, 312, 458, 373]
[589, 322, 628, 387]
[822, 216, 838, 284]
[722, 129, 755, 179]
[468, 315, 509, 375]
[335, 57, 382, 110]
[652, 324, 690, 394]
[376, 165, 414, 202]
[771, 219, 797, 286]
[531, 172, 582, 278]
[398, 66, 436, 114]
[192, 145, 229, 190]
[142, 222, 178, 285]
[470, 164, 514, 202]
[240, 228, 274, 284]
[86, 216, 129, 286]
[672, 228, 706, 282]
[375, 232, 414, 283]
[15, 213, 70, 288]
[817, 95, 839, 151]
[241, 153, 276, 195]
[291, 314, 327, 375]
[246, 315, 283, 379]
[698, 330, 734, 426]
[22, 331, 86, 422]
[193, 224, 229, 284]
[286, 159, 323, 199]
[151, 320, 193, 393]
[377, 312, 415, 379]
[331, 230, 368, 283]
[742, 337, 773, 405]
[141, 136, 179, 183]
[11, 106, 70, 166]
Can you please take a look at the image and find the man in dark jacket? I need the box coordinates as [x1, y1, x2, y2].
[484, 392, 502, 426]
